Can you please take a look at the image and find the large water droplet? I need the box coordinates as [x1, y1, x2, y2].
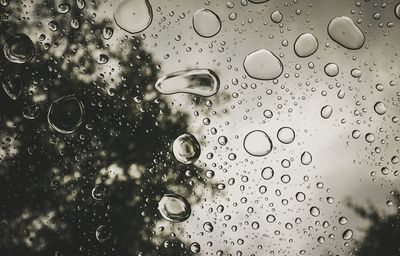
[300, 151, 312, 165]
[192, 9, 221, 38]
[172, 133, 201, 164]
[374, 101, 386, 115]
[270, 10, 283, 23]
[296, 192, 306, 202]
[243, 130, 273, 157]
[328, 16, 365, 50]
[243, 49, 283, 80]
[47, 95, 85, 134]
[294, 33, 318, 57]
[324, 62, 339, 77]
[113, 0, 153, 34]
[3, 33, 35, 64]
[310, 206, 320, 217]
[321, 105, 333, 119]
[155, 69, 219, 97]
[277, 127, 295, 144]
[261, 167, 274, 180]
[102, 27, 114, 40]
[342, 229, 353, 240]
[96, 225, 111, 243]
[158, 194, 191, 223]
[190, 242, 201, 253]
[2, 74, 23, 100]
[396, 3, 400, 19]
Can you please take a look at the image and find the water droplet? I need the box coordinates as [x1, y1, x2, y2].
[97, 54, 109, 64]
[266, 214, 276, 223]
[190, 242, 201, 253]
[47, 96, 85, 134]
[192, 9, 221, 38]
[102, 27, 114, 40]
[352, 130, 361, 139]
[218, 136, 228, 145]
[92, 184, 108, 200]
[321, 105, 333, 119]
[294, 33, 318, 57]
[342, 229, 353, 240]
[339, 216, 348, 225]
[263, 109, 273, 118]
[350, 68, 361, 78]
[365, 133, 375, 143]
[243, 49, 283, 80]
[374, 101, 386, 115]
[203, 222, 214, 232]
[324, 63, 339, 77]
[277, 127, 295, 144]
[96, 225, 111, 243]
[57, 3, 71, 14]
[155, 69, 219, 97]
[114, 0, 153, 34]
[328, 16, 365, 50]
[243, 130, 273, 157]
[261, 167, 274, 180]
[172, 133, 201, 164]
[249, 0, 268, 3]
[296, 192, 306, 202]
[158, 194, 191, 223]
[2, 74, 22, 100]
[310, 206, 320, 217]
[23, 104, 40, 119]
[3, 33, 35, 64]
[270, 10, 283, 23]
[395, 3, 400, 19]
[300, 151, 312, 165]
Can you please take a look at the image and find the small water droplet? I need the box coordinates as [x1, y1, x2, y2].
[310, 206, 320, 217]
[92, 184, 108, 200]
[296, 192, 306, 202]
[23, 104, 40, 119]
[342, 229, 353, 240]
[158, 194, 191, 223]
[321, 105, 333, 119]
[243, 130, 273, 157]
[102, 27, 114, 40]
[277, 127, 295, 144]
[203, 222, 214, 232]
[243, 49, 283, 80]
[324, 63, 339, 77]
[190, 242, 201, 253]
[374, 101, 386, 115]
[261, 167, 274, 180]
[300, 151, 312, 165]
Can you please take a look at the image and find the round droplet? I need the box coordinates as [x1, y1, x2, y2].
[263, 109, 273, 118]
[158, 194, 191, 223]
[47, 96, 85, 134]
[190, 242, 201, 253]
[2, 74, 23, 100]
[266, 214, 276, 223]
[155, 69, 219, 97]
[321, 105, 333, 119]
[277, 127, 295, 144]
[324, 63, 339, 77]
[296, 192, 306, 202]
[23, 104, 40, 119]
[92, 184, 108, 200]
[192, 9, 221, 38]
[294, 33, 318, 57]
[270, 10, 283, 23]
[365, 133, 375, 143]
[218, 136, 228, 145]
[243, 49, 283, 80]
[396, 3, 400, 19]
[339, 216, 348, 225]
[342, 229, 353, 240]
[102, 27, 114, 40]
[57, 3, 71, 14]
[300, 151, 312, 165]
[114, 0, 153, 34]
[243, 130, 273, 157]
[3, 33, 35, 64]
[261, 167, 274, 180]
[374, 102, 386, 115]
[172, 133, 201, 164]
[352, 130, 361, 139]
[328, 16, 365, 50]
[203, 222, 214, 232]
[310, 206, 320, 217]
[96, 225, 111, 243]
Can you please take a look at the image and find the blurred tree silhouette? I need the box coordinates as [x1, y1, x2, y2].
[0, 1, 210, 255]
[349, 192, 400, 256]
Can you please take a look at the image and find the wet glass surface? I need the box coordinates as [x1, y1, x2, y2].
[0, 0, 399, 255]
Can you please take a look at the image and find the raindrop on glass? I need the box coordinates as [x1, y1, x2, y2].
[277, 127, 295, 144]
[243, 130, 273, 157]
[114, 0, 153, 34]
[3, 33, 35, 64]
[243, 49, 283, 80]
[294, 33, 318, 57]
[192, 9, 221, 38]
[327, 16, 365, 50]
[158, 194, 191, 223]
[172, 133, 201, 164]
[47, 96, 85, 134]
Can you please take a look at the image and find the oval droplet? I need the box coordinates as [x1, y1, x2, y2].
[2, 74, 23, 100]
[300, 151, 312, 165]
[342, 229, 353, 240]
[243, 130, 273, 157]
[190, 242, 201, 253]
[192, 9, 221, 38]
[324, 62, 339, 77]
[155, 69, 220, 97]
[374, 101, 386, 115]
[113, 0, 153, 34]
[158, 194, 191, 223]
[321, 105, 333, 119]
[243, 49, 283, 80]
[270, 10, 283, 23]
[261, 167, 274, 180]
[172, 133, 201, 164]
[47, 96, 85, 134]
[328, 16, 365, 50]
[102, 27, 114, 40]
[3, 33, 35, 64]
[294, 33, 318, 57]
[277, 127, 295, 144]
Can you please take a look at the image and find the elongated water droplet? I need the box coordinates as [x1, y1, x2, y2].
[301, 151, 312, 165]
[374, 101, 386, 115]
[114, 0, 153, 34]
[324, 62, 339, 77]
[155, 69, 219, 97]
[294, 33, 318, 57]
[321, 105, 333, 119]
[243, 130, 273, 157]
[277, 127, 295, 144]
[261, 167, 274, 180]
[158, 194, 191, 223]
[172, 133, 201, 164]
[47, 96, 85, 134]
[2, 74, 22, 100]
[328, 16, 365, 50]
[193, 9, 221, 38]
[243, 49, 283, 80]
[3, 33, 35, 64]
